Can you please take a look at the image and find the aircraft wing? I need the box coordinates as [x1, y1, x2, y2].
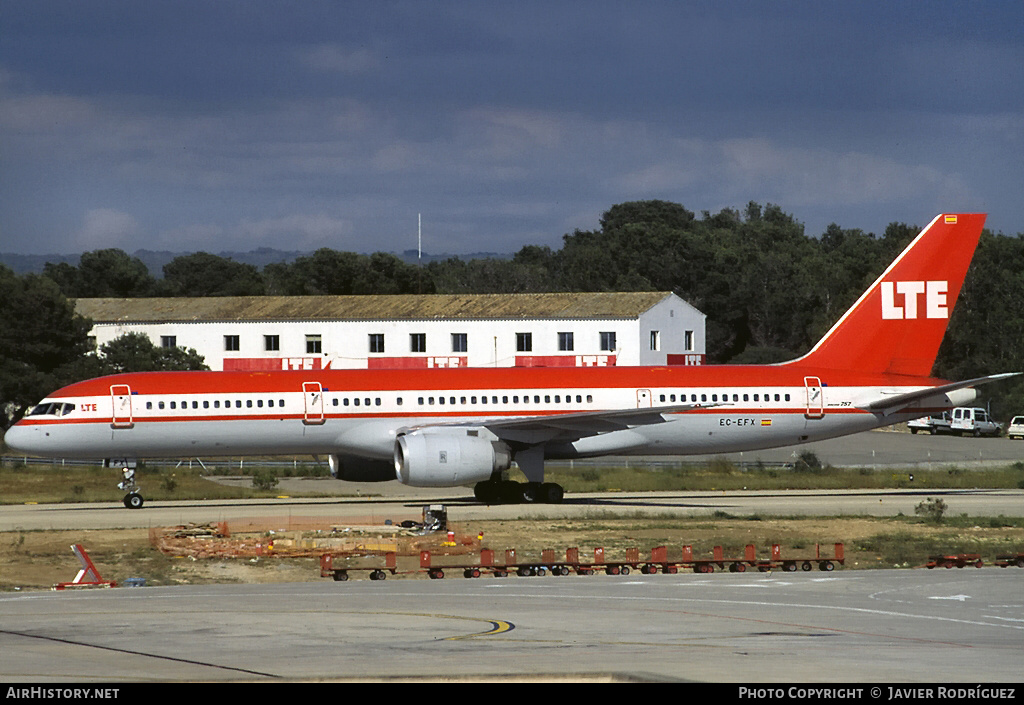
[858, 372, 1020, 416]
[404, 403, 719, 446]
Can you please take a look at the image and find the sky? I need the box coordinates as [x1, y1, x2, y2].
[2, 1, 1022, 258]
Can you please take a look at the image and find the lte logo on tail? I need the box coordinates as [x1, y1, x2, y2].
[881, 281, 948, 320]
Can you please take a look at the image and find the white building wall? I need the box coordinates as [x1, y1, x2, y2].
[85, 294, 706, 371]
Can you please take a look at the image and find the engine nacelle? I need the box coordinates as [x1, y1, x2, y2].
[328, 453, 395, 482]
[394, 430, 512, 487]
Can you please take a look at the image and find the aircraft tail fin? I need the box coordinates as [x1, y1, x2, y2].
[786, 213, 986, 377]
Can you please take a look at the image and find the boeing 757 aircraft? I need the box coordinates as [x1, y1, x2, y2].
[6, 214, 1016, 508]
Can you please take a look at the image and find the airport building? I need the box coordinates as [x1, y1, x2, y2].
[74, 292, 706, 372]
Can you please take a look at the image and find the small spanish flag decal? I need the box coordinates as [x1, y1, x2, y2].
[944, 215, 958, 224]
[761, 419, 772, 426]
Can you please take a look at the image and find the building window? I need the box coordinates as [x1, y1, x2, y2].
[224, 335, 240, 352]
[264, 335, 280, 352]
[684, 330, 694, 352]
[650, 330, 660, 351]
[516, 332, 532, 352]
[306, 334, 322, 354]
[451, 333, 467, 353]
[369, 334, 385, 353]
[160, 336, 176, 349]
[558, 332, 574, 352]
[410, 333, 426, 353]
[599, 332, 616, 352]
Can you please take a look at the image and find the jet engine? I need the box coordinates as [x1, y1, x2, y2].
[394, 429, 512, 487]
[328, 453, 395, 482]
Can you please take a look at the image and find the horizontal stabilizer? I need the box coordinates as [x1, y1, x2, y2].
[859, 372, 1021, 415]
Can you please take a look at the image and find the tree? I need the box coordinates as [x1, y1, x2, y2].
[98, 332, 208, 374]
[0, 266, 95, 429]
[161, 252, 265, 296]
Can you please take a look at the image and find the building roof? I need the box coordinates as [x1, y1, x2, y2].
[74, 292, 697, 323]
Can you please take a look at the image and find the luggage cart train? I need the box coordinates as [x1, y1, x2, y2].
[320, 542, 846, 581]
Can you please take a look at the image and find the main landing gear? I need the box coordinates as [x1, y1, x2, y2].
[108, 459, 144, 509]
[473, 480, 564, 505]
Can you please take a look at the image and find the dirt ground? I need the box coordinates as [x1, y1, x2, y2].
[4, 514, 1022, 591]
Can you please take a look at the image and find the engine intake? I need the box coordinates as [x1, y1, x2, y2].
[394, 430, 512, 487]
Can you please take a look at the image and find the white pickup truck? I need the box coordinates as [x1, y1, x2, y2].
[908, 411, 952, 434]
[950, 407, 1002, 437]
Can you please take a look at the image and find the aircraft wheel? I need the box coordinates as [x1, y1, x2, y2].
[541, 482, 564, 504]
[520, 482, 541, 503]
[474, 480, 501, 504]
[499, 481, 523, 504]
[123, 493, 144, 509]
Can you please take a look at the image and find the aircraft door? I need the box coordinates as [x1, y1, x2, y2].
[110, 384, 134, 429]
[636, 389, 652, 408]
[804, 377, 824, 419]
[303, 381, 326, 425]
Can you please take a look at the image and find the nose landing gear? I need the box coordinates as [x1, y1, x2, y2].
[109, 459, 144, 509]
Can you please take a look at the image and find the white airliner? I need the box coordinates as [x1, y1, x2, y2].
[5, 213, 1016, 508]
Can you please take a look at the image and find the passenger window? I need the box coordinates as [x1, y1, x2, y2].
[146, 402, 153, 410]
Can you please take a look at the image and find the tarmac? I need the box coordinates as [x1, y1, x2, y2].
[2, 428, 1023, 683]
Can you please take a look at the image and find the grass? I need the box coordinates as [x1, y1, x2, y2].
[540, 457, 1024, 493]
[3, 454, 1024, 505]
[0, 462, 291, 505]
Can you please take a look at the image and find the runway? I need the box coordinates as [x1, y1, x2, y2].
[1, 568, 1021, 682]
[4, 487, 1024, 532]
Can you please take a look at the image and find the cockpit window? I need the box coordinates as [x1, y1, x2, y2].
[27, 402, 75, 417]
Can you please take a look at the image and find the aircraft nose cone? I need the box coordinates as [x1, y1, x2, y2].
[3, 423, 43, 456]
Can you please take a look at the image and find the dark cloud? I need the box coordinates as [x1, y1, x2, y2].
[2, 1, 1022, 257]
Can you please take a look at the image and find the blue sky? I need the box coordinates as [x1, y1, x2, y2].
[2, 1, 1022, 256]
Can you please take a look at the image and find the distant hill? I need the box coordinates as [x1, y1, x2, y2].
[0, 248, 512, 276]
